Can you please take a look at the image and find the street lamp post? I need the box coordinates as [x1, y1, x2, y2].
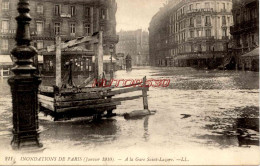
[109, 45, 114, 79]
[8, 0, 42, 150]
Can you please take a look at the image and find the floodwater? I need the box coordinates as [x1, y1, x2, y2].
[0, 67, 259, 165]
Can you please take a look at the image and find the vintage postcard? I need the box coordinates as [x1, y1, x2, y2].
[0, 0, 259, 165]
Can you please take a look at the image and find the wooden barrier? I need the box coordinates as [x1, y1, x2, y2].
[39, 86, 54, 93]
[142, 76, 149, 110]
[39, 76, 151, 120]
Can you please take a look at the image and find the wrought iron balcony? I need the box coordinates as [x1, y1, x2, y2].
[188, 36, 215, 41]
[0, 29, 16, 35]
[187, 8, 214, 14]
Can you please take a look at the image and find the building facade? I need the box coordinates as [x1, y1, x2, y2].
[116, 29, 149, 66]
[230, 0, 259, 71]
[0, 0, 118, 74]
[149, 0, 233, 68]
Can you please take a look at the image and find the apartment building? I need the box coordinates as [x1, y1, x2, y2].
[0, 0, 118, 74]
[149, 0, 233, 68]
[230, 0, 259, 71]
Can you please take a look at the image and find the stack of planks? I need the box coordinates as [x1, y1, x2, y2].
[38, 76, 150, 121]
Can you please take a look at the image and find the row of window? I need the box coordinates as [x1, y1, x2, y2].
[234, 7, 258, 25]
[2, 1, 108, 20]
[0, 39, 44, 51]
[235, 33, 258, 48]
[171, 1, 231, 22]
[187, 2, 230, 11]
[166, 28, 229, 45]
[54, 5, 108, 19]
[169, 43, 225, 55]
[54, 22, 100, 36]
[1, 1, 44, 14]
[0, 20, 96, 36]
[169, 16, 232, 35]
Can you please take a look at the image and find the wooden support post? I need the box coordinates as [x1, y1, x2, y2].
[98, 31, 104, 79]
[8, 0, 42, 150]
[53, 85, 59, 121]
[142, 76, 149, 111]
[90, 7, 94, 51]
[56, 36, 62, 87]
[94, 31, 104, 82]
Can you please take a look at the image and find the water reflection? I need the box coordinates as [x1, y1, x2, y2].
[143, 116, 149, 142]
[40, 118, 119, 145]
[196, 134, 239, 148]
[197, 106, 259, 148]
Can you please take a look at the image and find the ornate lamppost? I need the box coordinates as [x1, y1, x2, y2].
[8, 0, 42, 150]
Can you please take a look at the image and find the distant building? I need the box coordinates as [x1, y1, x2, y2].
[0, 0, 118, 76]
[116, 29, 149, 66]
[149, 0, 234, 68]
[230, 0, 259, 71]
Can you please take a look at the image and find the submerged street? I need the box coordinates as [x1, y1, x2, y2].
[0, 67, 259, 164]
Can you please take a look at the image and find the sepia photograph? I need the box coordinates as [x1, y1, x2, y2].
[0, 0, 259, 165]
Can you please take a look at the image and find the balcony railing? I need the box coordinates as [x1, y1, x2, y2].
[188, 36, 215, 41]
[60, 13, 71, 18]
[0, 29, 16, 34]
[187, 8, 213, 14]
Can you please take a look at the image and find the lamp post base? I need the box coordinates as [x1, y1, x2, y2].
[11, 130, 43, 150]
[8, 76, 42, 151]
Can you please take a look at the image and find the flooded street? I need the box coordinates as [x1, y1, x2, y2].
[0, 67, 259, 165]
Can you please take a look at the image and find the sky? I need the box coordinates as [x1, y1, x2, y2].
[116, 0, 168, 32]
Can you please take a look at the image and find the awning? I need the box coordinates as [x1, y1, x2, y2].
[174, 53, 225, 60]
[241, 47, 259, 59]
[0, 55, 13, 65]
[42, 45, 94, 56]
[92, 55, 117, 63]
